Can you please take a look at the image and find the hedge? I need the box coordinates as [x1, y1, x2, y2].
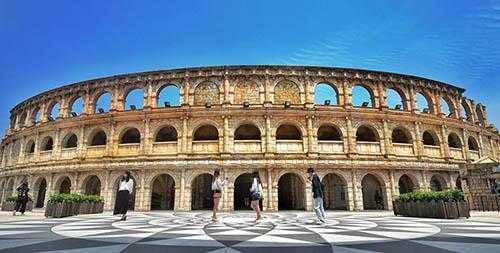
[395, 189, 465, 203]
[48, 193, 104, 204]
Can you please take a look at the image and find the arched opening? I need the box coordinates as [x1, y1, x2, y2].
[62, 133, 78, 149]
[84, 176, 101, 195]
[41, 136, 54, 151]
[430, 175, 446, 192]
[18, 112, 27, 128]
[440, 97, 453, 117]
[151, 174, 175, 210]
[32, 108, 42, 124]
[124, 88, 144, 110]
[120, 128, 141, 144]
[361, 174, 385, 210]
[317, 125, 342, 141]
[422, 131, 438, 146]
[49, 102, 60, 120]
[456, 177, 463, 191]
[416, 92, 431, 113]
[70, 96, 84, 116]
[461, 101, 473, 121]
[95, 92, 112, 113]
[114, 176, 136, 211]
[398, 175, 415, 194]
[193, 125, 219, 141]
[274, 80, 300, 104]
[314, 82, 338, 105]
[191, 173, 214, 210]
[278, 173, 305, 210]
[352, 85, 374, 108]
[26, 140, 35, 154]
[476, 105, 486, 124]
[276, 125, 302, 140]
[157, 84, 181, 107]
[234, 82, 260, 104]
[5, 179, 14, 200]
[35, 178, 47, 208]
[468, 136, 479, 151]
[59, 177, 71, 193]
[356, 125, 378, 142]
[155, 126, 178, 142]
[391, 127, 411, 144]
[194, 81, 220, 105]
[234, 124, 261, 140]
[386, 88, 405, 110]
[448, 133, 462, 148]
[90, 130, 107, 146]
[322, 173, 347, 210]
[234, 173, 254, 210]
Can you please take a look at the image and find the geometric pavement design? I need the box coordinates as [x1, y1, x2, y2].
[0, 211, 499, 252]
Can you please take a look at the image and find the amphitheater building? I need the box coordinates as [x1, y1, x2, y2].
[0, 65, 499, 212]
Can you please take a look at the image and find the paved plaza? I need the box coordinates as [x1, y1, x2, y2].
[0, 211, 499, 253]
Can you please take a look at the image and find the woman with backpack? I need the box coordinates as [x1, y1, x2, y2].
[211, 169, 226, 222]
[250, 171, 263, 221]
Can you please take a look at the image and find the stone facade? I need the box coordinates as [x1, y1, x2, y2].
[0, 65, 499, 212]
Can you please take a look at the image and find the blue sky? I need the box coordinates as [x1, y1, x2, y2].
[1, 0, 499, 135]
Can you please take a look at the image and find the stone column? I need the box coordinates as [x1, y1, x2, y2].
[305, 183, 313, 211]
[420, 171, 429, 191]
[409, 86, 416, 112]
[389, 170, 397, 200]
[306, 115, 317, 156]
[441, 125, 450, 159]
[265, 115, 274, 155]
[382, 120, 392, 157]
[351, 170, 362, 211]
[83, 93, 92, 115]
[264, 74, 272, 106]
[378, 83, 387, 111]
[143, 118, 151, 155]
[44, 174, 54, 208]
[182, 78, 191, 106]
[266, 168, 275, 211]
[346, 117, 356, 156]
[181, 116, 188, 155]
[144, 82, 154, 109]
[103, 170, 113, 210]
[222, 115, 230, 155]
[223, 75, 230, 105]
[414, 122, 423, 158]
[343, 80, 352, 109]
[304, 76, 314, 108]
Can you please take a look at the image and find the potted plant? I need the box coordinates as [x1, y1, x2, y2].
[45, 193, 104, 218]
[1, 196, 34, 212]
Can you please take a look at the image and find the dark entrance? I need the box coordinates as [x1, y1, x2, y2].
[278, 173, 304, 210]
[36, 179, 47, 208]
[191, 173, 214, 210]
[151, 174, 175, 210]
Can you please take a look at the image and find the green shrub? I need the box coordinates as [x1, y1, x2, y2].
[395, 189, 464, 203]
[5, 195, 33, 202]
[48, 193, 104, 204]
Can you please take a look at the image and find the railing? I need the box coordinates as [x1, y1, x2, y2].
[318, 140, 344, 154]
[86, 146, 106, 158]
[39, 150, 53, 161]
[192, 141, 219, 153]
[152, 142, 178, 155]
[234, 140, 262, 153]
[423, 145, 441, 158]
[60, 148, 78, 159]
[276, 140, 303, 153]
[117, 143, 140, 156]
[393, 143, 414, 156]
[356, 141, 381, 154]
[24, 153, 35, 163]
[469, 150, 480, 161]
[449, 147, 464, 160]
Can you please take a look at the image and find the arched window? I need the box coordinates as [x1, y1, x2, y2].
[70, 96, 84, 116]
[422, 131, 438, 146]
[356, 125, 378, 142]
[476, 105, 485, 124]
[41, 137, 54, 151]
[155, 126, 178, 142]
[26, 140, 35, 154]
[62, 133, 78, 149]
[461, 100, 472, 121]
[49, 102, 60, 120]
[234, 82, 260, 104]
[386, 88, 405, 110]
[234, 124, 261, 140]
[314, 83, 338, 105]
[317, 125, 341, 141]
[32, 108, 42, 124]
[391, 127, 411, 144]
[468, 136, 479, 151]
[415, 92, 431, 112]
[430, 175, 446, 192]
[157, 84, 180, 107]
[448, 133, 462, 148]
[352, 85, 374, 107]
[90, 130, 107, 146]
[441, 97, 453, 117]
[276, 124, 302, 140]
[193, 125, 219, 141]
[194, 81, 219, 105]
[95, 92, 112, 113]
[274, 80, 300, 104]
[124, 89, 144, 110]
[120, 128, 141, 144]
[18, 112, 27, 128]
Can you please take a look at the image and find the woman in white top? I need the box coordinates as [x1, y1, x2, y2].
[250, 171, 263, 221]
[114, 171, 134, 221]
[211, 169, 225, 222]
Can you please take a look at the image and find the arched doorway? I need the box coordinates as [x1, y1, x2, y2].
[322, 173, 347, 210]
[430, 175, 446, 192]
[278, 173, 305, 210]
[151, 174, 175, 210]
[84, 176, 101, 195]
[398, 175, 415, 194]
[234, 173, 253, 210]
[191, 173, 214, 210]
[456, 177, 462, 191]
[35, 178, 47, 208]
[59, 177, 71, 194]
[361, 174, 385, 210]
[113, 176, 136, 211]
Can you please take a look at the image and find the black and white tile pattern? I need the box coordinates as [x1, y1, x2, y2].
[0, 212, 499, 252]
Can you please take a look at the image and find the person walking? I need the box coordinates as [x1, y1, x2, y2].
[307, 168, 326, 224]
[13, 181, 30, 216]
[250, 171, 263, 221]
[114, 171, 134, 221]
[211, 169, 225, 222]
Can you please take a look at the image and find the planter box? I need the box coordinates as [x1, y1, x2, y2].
[1, 201, 34, 212]
[393, 200, 470, 219]
[45, 202, 104, 218]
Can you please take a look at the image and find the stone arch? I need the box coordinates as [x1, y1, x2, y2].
[274, 79, 301, 104]
[234, 124, 261, 140]
[150, 173, 176, 210]
[276, 124, 302, 140]
[322, 173, 348, 210]
[112, 173, 137, 211]
[54, 175, 72, 193]
[93, 90, 113, 113]
[415, 91, 433, 113]
[82, 175, 102, 195]
[18, 111, 27, 128]
[356, 125, 379, 142]
[47, 100, 61, 120]
[32, 176, 47, 208]
[234, 172, 255, 210]
[391, 126, 412, 144]
[385, 87, 407, 110]
[317, 124, 342, 141]
[25, 139, 36, 154]
[191, 173, 214, 210]
[448, 132, 462, 148]
[461, 100, 473, 121]
[157, 83, 181, 107]
[430, 174, 447, 191]
[4, 178, 15, 199]
[40, 136, 54, 151]
[422, 130, 439, 146]
[468, 136, 479, 151]
[119, 127, 142, 144]
[194, 81, 220, 105]
[234, 81, 261, 104]
[69, 95, 85, 116]
[62, 133, 78, 149]
[31, 107, 42, 124]
[352, 84, 375, 107]
[277, 172, 306, 210]
[440, 96, 455, 117]
[88, 128, 108, 146]
[476, 104, 486, 124]
[361, 173, 386, 210]
[314, 82, 339, 105]
[154, 125, 178, 142]
[193, 124, 219, 141]
[398, 174, 416, 194]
